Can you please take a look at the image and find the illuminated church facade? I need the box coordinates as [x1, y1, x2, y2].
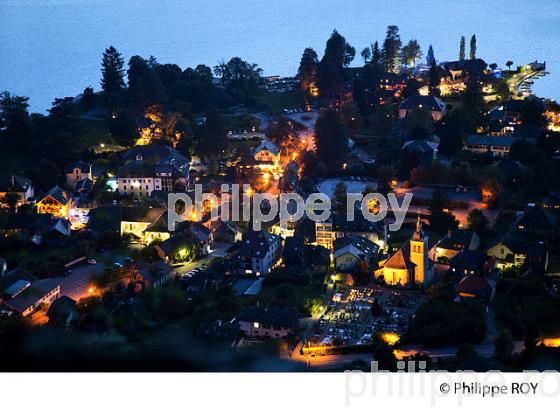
[374, 217, 434, 288]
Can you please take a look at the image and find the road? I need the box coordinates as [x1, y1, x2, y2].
[289, 341, 525, 369]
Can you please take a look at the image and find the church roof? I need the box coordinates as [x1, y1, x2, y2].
[384, 243, 415, 270]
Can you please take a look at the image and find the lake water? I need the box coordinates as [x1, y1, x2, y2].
[1, 0, 559, 113]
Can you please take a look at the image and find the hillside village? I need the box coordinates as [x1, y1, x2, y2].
[2, 27, 560, 371]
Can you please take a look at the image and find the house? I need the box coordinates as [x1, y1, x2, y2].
[315, 211, 385, 250]
[431, 229, 480, 262]
[210, 220, 243, 244]
[123, 144, 189, 168]
[233, 229, 281, 276]
[1, 268, 61, 317]
[0, 175, 34, 208]
[32, 215, 71, 244]
[465, 135, 514, 157]
[74, 177, 93, 195]
[120, 207, 166, 243]
[154, 221, 210, 262]
[142, 211, 173, 244]
[46, 296, 77, 330]
[252, 140, 280, 163]
[487, 235, 548, 270]
[374, 217, 434, 287]
[514, 206, 558, 235]
[68, 197, 95, 229]
[456, 274, 496, 304]
[278, 161, 299, 192]
[238, 306, 298, 339]
[116, 161, 162, 198]
[402, 138, 439, 162]
[196, 320, 241, 347]
[449, 250, 495, 277]
[333, 235, 379, 271]
[36, 186, 72, 218]
[86, 205, 122, 237]
[443, 59, 488, 82]
[398, 95, 446, 121]
[65, 161, 92, 187]
[341, 148, 375, 172]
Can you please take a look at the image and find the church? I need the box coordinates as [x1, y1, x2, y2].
[374, 216, 434, 288]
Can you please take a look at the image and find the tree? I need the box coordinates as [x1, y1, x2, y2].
[371, 41, 381, 66]
[377, 165, 394, 194]
[110, 110, 138, 146]
[196, 107, 227, 162]
[506, 60, 514, 71]
[0, 91, 32, 150]
[127, 55, 167, 108]
[494, 329, 514, 362]
[317, 30, 354, 97]
[436, 107, 470, 156]
[213, 57, 263, 103]
[360, 47, 371, 64]
[171, 64, 215, 112]
[101, 46, 125, 93]
[519, 98, 546, 127]
[429, 190, 459, 234]
[428, 64, 442, 96]
[469, 35, 477, 60]
[352, 78, 368, 119]
[332, 181, 348, 214]
[371, 299, 383, 316]
[481, 178, 503, 207]
[297, 48, 319, 96]
[313, 108, 348, 167]
[462, 77, 487, 131]
[403, 107, 434, 139]
[1, 192, 19, 213]
[265, 117, 298, 154]
[426, 45, 436, 67]
[369, 104, 396, 136]
[382, 25, 401, 73]
[522, 324, 538, 361]
[467, 209, 489, 235]
[401, 39, 422, 68]
[429, 189, 448, 215]
[459, 36, 466, 61]
[25, 159, 59, 191]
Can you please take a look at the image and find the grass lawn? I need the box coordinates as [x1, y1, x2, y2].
[78, 118, 112, 147]
[259, 90, 304, 112]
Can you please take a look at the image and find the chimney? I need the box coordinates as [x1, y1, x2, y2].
[447, 228, 452, 239]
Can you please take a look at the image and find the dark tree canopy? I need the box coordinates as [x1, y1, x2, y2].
[426, 45, 436, 67]
[196, 107, 227, 161]
[101, 46, 125, 93]
[213, 57, 263, 103]
[382, 25, 401, 73]
[313, 108, 348, 167]
[317, 30, 354, 97]
[127, 55, 167, 108]
[470, 35, 477, 60]
[297, 48, 319, 96]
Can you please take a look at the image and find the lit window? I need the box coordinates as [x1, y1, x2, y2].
[253, 322, 260, 328]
